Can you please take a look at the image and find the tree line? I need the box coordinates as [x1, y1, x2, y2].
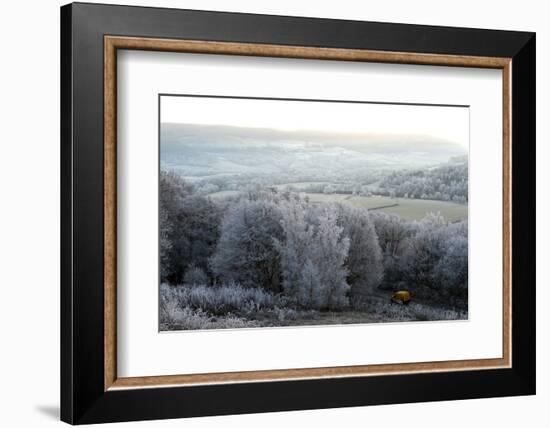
[189, 158, 468, 205]
[376, 160, 468, 203]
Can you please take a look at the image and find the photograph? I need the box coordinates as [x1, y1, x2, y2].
[158, 95, 470, 331]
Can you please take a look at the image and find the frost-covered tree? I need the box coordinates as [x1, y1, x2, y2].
[372, 212, 412, 257]
[314, 207, 351, 308]
[400, 213, 468, 307]
[272, 198, 311, 302]
[433, 234, 468, 305]
[209, 197, 284, 291]
[335, 204, 383, 298]
[196, 182, 220, 195]
[275, 201, 350, 309]
[377, 158, 468, 203]
[159, 171, 194, 282]
[170, 195, 221, 284]
[159, 171, 222, 284]
[371, 212, 415, 290]
[401, 212, 448, 292]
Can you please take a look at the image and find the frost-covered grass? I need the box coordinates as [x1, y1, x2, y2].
[159, 283, 467, 331]
[356, 299, 467, 323]
[159, 286, 262, 330]
[160, 283, 281, 316]
[160, 283, 314, 330]
[160, 304, 260, 330]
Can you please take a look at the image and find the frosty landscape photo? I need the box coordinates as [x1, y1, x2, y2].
[159, 95, 469, 331]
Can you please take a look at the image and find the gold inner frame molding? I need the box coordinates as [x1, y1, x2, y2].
[104, 35, 512, 391]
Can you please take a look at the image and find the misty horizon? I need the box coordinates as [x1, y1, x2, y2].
[161, 122, 467, 178]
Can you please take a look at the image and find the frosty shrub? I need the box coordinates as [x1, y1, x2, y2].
[160, 284, 267, 329]
[160, 302, 260, 330]
[160, 283, 279, 316]
[160, 303, 212, 330]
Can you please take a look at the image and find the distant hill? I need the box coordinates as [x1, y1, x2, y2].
[161, 123, 467, 178]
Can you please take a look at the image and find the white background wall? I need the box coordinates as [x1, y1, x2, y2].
[0, 0, 546, 426]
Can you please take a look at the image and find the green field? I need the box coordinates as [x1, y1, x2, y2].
[305, 193, 467, 221]
[208, 190, 241, 200]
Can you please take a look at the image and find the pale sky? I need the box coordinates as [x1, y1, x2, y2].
[160, 95, 469, 150]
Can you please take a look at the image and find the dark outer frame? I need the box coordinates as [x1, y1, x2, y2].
[61, 2, 535, 424]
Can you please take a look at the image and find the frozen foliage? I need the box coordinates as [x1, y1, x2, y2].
[209, 196, 284, 291]
[371, 212, 415, 289]
[160, 300, 260, 330]
[372, 212, 414, 258]
[159, 171, 193, 282]
[370, 211, 468, 308]
[433, 235, 468, 297]
[401, 214, 468, 307]
[275, 201, 350, 310]
[208, 192, 383, 310]
[336, 203, 383, 297]
[182, 154, 468, 205]
[377, 158, 468, 203]
[160, 283, 312, 330]
[159, 300, 212, 330]
[160, 172, 222, 284]
[160, 283, 280, 316]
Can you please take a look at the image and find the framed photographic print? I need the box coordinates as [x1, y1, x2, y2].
[60, 2, 536, 424]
